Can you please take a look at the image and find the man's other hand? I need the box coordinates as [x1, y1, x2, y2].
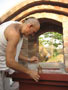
[28, 56, 39, 63]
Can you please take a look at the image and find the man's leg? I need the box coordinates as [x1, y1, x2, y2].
[3, 72, 10, 90]
[0, 71, 4, 90]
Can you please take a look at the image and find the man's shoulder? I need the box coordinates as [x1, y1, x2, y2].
[7, 21, 21, 30]
[8, 27, 20, 37]
[5, 25, 20, 41]
[7, 30, 20, 43]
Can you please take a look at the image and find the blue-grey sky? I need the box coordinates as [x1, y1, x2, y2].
[0, 0, 24, 17]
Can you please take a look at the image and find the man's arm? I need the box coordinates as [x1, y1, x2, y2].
[18, 51, 30, 62]
[19, 51, 39, 63]
[6, 30, 40, 82]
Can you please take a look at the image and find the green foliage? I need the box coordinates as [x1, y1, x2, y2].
[39, 32, 63, 48]
[53, 49, 59, 57]
[39, 32, 63, 57]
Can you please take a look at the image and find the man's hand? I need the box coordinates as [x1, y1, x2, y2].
[28, 56, 39, 63]
[28, 69, 40, 82]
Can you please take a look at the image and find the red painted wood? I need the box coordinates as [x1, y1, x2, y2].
[7, 72, 68, 90]
[19, 82, 68, 90]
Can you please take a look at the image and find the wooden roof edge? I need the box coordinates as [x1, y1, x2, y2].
[0, 0, 68, 23]
[0, 0, 37, 22]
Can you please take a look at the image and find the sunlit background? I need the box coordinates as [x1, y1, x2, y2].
[0, 0, 24, 17]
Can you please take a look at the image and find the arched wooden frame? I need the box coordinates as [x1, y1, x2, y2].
[35, 18, 63, 38]
[28, 17, 63, 60]
[1, 1, 68, 23]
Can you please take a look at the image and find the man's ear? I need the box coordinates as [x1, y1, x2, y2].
[22, 20, 25, 23]
[29, 24, 33, 28]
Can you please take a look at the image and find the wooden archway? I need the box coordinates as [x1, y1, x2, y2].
[0, 0, 68, 24]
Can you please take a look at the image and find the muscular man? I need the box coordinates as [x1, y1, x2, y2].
[0, 17, 40, 90]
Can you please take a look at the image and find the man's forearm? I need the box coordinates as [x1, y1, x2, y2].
[7, 60, 30, 74]
[19, 53, 29, 62]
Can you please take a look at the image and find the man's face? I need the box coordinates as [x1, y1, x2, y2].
[22, 23, 40, 36]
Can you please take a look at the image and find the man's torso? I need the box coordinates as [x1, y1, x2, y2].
[0, 21, 23, 71]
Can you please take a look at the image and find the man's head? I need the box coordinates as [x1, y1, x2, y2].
[21, 17, 40, 36]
